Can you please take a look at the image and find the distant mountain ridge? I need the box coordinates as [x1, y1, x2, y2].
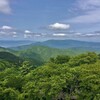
[0, 45, 87, 63]
[1, 39, 100, 63]
[0, 39, 100, 49]
[16, 45, 81, 61]
[0, 40, 35, 47]
[11, 39, 100, 51]
[35, 40, 100, 48]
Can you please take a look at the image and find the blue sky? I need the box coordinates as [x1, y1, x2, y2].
[0, 0, 100, 41]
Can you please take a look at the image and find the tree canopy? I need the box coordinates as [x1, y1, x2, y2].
[0, 52, 100, 100]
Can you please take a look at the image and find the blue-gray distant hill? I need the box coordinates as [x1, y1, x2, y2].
[34, 39, 100, 49]
[0, 40, 35, 47]
[11, 39, 100, 52]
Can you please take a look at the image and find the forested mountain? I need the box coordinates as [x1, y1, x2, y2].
[0, 52, 100, 100]
[13, 45, 100, 62]
[0, 41, 100, 100]
[17, 45, 77, 61]
[1, 43, 100, 65]
[1, 45, 90, 67]
[0, 47, 12, 52]
[0, 52, 23, 66]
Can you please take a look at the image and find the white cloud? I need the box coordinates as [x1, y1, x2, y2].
[25, 30, 32, 33]
[13, 32, 17, 34]
[75, 32, 82, 35]
[0, 31, 6, 34]
[24, 34, 32, 38]
[68, 0, 100, 24]
[49, 23, 70, 30]
[0, 26, 18, 38]
[83, 33, 100, 37]
[77, 0, 100, 10]
[53, 33, 66, 36]
[1, 25, 13, 30]
[24, 30, 33, 38]
[0, 0, 11, 14]
[13, 34, 17, 38]
[34, 34, 41, 37]
[85, 33, 95, 36]
[69, 9, 100, 23]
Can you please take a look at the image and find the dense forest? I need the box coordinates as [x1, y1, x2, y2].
[0, 50, 100, 100]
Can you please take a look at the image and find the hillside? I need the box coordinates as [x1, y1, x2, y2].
[1, 40, 100, 65]
[0, 52, 23, 66]
[0, 52, 100, 100]
[0, 46, 44, 66]
[17, 45, 88, 61]
[0, 47, 12, 52]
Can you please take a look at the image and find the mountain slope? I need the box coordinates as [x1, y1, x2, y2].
[0, 52, 23, 66]
[17, 45, 87, 61]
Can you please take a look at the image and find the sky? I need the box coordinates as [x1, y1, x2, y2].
[0, 0, 100, 41]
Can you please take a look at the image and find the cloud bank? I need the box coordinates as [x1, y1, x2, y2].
[49, 23, 70, 30]
[1, 25, 100, 41]
[68, 0, 100, 24]
[0, 0, 11, 14]
[1, 25, 13, 30]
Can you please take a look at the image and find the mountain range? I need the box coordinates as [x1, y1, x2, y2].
[0, 40, 35, 47]
[10, 39, 100, 52]
[0, 39, 100, 63]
